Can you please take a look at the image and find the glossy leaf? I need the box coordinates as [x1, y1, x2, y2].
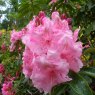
[51, 84, 67, 95]
[80, 67, 95, 78]
[69, 73, 93, 95]
[83, 48, 95, 54]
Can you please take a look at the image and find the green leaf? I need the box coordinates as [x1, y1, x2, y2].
[85, 24, 93, 35]
[83, 48, 95, 54]
[51, 84, 67, 95]
[92, 91, 95, 95]
[0, 74, 3, 84]
[80, 67, 95, 78]
[68, 72, 93, 95]
[93, 21, 95, 30]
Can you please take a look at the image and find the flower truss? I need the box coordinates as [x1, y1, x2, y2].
[10, 11, 83, 93]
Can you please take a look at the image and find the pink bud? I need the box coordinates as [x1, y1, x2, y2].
[2, 81, 15, 95]
[61, 14, 67, 20]
[1, 43, 7, 52]
[0, 64, 5, 74]
[66, 18, 72, 25]
[38, 11, 45, 18]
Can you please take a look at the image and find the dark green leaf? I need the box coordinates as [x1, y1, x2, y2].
[83, 48, 95, 54]
[69, 73, 93, 95]
[51, 84, 67, 95]
[80, 67, 95, 78]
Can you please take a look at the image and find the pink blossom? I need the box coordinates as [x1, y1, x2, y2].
[1, 43, 7, 52]
[0, 64, 5, 74]
[83, 45, 90, 49]
[10, 28, 27, 44]
[31, 54, 71, 93]
[10, 43, 16, 52]
[61, 14, 67, 20]
[73, 28, 80, 41]
[22, 47, 33, 78]
[50, 0, 68, 4]
[51, 0, 57, 3]
[10, 11, 83, 93]
[49, 0, 57, 4]
[66, 18, 72, 25]
[10, 30, 22, 43]
[2, 81, 15, 95]
[10, 29, 26, 52]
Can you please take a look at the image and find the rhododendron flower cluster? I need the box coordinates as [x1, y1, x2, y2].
[2, 81, 15, 95]
[10, 11, 83, 93]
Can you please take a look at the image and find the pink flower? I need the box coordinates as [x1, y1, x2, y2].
[50, 0, 68, 4]
[2, 81, 15, 95]
[10, 30, 22, 43]
[10, 29, 26, 52]
[51, 0, 57, 3]
[31, 54, 71, 93]
[66, 18, 72, 25]
[0, 64, 5, 74]
[10, 43, 16, 52]
[1, 43, 7, 52]
[61, 14, 67, 20]
[10, 11, 83, 93]
[22, 47, 33, 78]
[49, 0, 57, 4]
[84, 45, 90, 48]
